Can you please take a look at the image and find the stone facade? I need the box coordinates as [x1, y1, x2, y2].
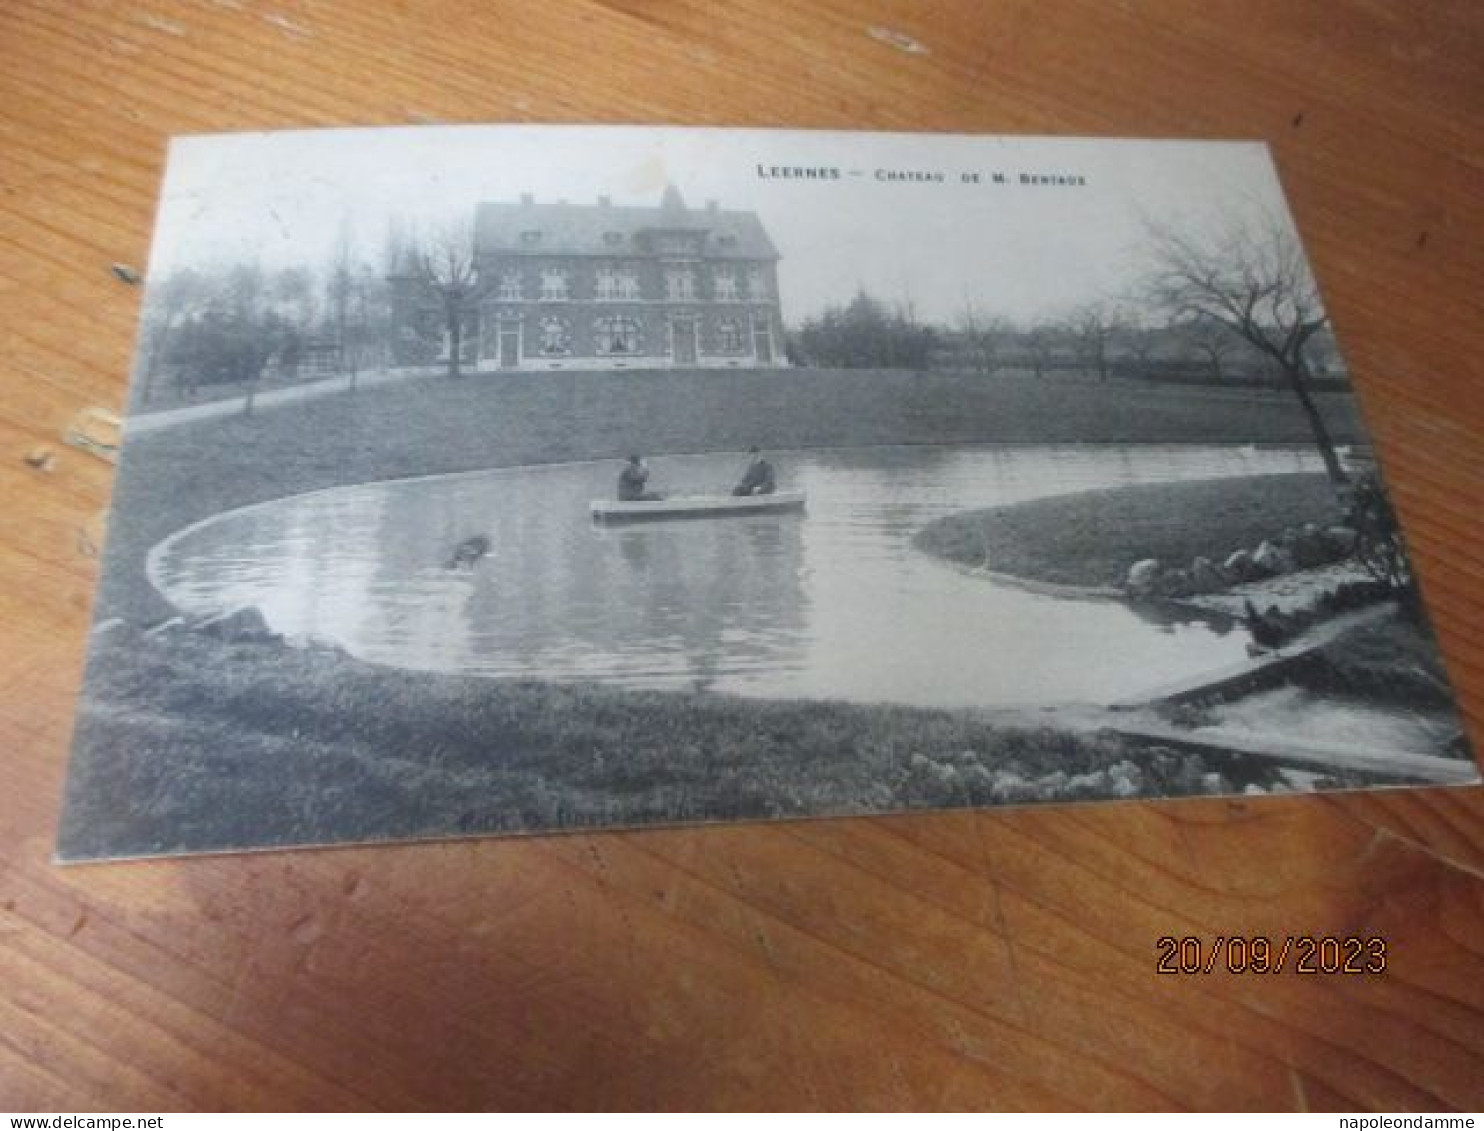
[390, 186, 787, 372]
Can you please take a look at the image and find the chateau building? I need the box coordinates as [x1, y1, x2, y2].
[390, 186, 786, 371]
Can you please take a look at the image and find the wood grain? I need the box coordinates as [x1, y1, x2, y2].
[3, 0, 1483, 1111]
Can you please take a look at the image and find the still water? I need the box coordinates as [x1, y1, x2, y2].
[150, 444, 1324, 708]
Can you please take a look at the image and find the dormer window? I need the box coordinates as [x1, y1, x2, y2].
[717, 234, 738, 249]
[520, 230, 542, 245]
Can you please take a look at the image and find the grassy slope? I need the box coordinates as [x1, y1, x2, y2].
[63, 628, 1298, 858]
[1299, 613, 1462, 711]
[914, 473, 1347, 588]
[100, 368, 1364, 622]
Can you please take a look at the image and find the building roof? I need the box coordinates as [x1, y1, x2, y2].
[474, 186, 779, 261]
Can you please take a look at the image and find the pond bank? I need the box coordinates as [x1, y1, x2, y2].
[61, 622, 1347, 859]
[913, 474, 1473, 770]
[913, 473, 1346, 590]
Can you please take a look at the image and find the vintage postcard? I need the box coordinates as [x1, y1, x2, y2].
[58, 125, 1479, 861]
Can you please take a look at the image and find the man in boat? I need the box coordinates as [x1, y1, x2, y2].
[732, 447, 777, 496]
[618, 454, 663, 501]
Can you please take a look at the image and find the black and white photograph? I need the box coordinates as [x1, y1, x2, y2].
[58, 124, 1480, 861]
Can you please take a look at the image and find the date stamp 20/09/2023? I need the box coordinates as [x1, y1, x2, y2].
[1157, 936, 1388, 975]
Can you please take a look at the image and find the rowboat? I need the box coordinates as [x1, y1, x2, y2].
[590, 490, 806, 522]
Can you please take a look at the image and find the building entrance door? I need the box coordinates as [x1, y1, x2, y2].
[499, 324, 520, 368]
[752, 318, 773, 364]
[672, 317, 698, 365]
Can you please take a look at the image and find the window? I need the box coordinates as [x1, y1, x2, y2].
[603, 231, 624, 246]
[520, 230, 542, 245]
[596, 267, 639, 301]
[539, 269, 568, 301]
[594, 316, 642, 355]
[713, 270, 739, 302]
[666, 268, 696, 301]
[747, 267, 769, 299]
[497, 270, 522, 301]
[716, 319, 742, 352]
[538, 317, 571, 355]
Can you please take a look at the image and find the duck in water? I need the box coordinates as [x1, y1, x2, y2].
[1242, 598, 1292, 654]
[447, 534, 492, 569]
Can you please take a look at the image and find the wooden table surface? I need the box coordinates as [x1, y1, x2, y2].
[3, 0, 1483, 1112]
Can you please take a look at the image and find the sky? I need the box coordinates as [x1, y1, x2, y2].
[148, 125, 1311, 326]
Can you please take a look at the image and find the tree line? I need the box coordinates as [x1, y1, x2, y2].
[139, 208, 1351, 484]
[134, 222, 395, 409]
[791, 214, 1351, 483]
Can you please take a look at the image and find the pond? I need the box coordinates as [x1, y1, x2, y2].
[150, 444, 1325, 709]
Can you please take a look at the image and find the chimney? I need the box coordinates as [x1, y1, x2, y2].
[520, 192, 533, 205]
[598, 195, 611, 207]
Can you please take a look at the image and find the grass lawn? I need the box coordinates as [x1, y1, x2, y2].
[914, 473, 1348, 589]
[62, 626, 1300, 859]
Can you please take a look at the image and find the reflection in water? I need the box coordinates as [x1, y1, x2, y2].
[1124, 598, 1241, 636]
[152, 444, 1324, 708]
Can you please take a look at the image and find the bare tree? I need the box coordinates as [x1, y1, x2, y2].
[343, 268, 381, 390]
[217, 262, 272, 414]
[1119, 327, 1153, 374]
[326, 220, 366, 390]
[136, 267, 202, 405]
[1024, 320, 1056, 379]
[270, 266, 318, 333]
[956, 303, 1012, 376]
[1067, 302, 1120, 381]
[1179, 314, 1240, 381]
[1144, 213, 1346, 483]
[413, 220, 481, 378]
